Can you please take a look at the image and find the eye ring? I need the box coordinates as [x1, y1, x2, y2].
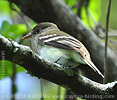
[35, 28, 41, 34]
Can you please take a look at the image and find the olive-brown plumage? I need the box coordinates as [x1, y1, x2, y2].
[22, 22, 104, 78]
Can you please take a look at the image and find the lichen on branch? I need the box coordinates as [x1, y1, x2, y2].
[0, 34, 117, 99]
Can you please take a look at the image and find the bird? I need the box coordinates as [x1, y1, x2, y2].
[21, 22, 104, 78]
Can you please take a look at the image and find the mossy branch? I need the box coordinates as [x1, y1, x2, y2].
[0, 35, 117, 99]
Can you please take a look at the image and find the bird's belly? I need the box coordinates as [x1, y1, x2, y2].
[38, 45, 79, 67]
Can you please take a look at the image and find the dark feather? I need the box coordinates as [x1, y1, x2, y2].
[38, 34, 81, 50]
[44, 41, 74, 50]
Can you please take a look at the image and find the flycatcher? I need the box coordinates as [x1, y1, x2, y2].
[21, 22, 104, 78]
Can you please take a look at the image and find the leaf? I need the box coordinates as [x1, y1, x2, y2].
[0, 20, 27, 40]
[0, 20, 27, 80]
[0, 60, 25, 80]
[0, 1, 11, 14]
[0, 20, 10, 34]
[64, 0, 101, 27]
[82, 0, 101, 27]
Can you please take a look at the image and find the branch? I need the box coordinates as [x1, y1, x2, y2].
[0, 34, 117, 99]
[104, 0, 112, 83]
[10, 0, 117, 82]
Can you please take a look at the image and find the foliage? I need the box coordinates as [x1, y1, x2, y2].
[0, 60, 25, 79]
[100, 0, 117, 29]
[0, 1, 29, 80]
[64, 0, 101, 27]
[0, 21, 27, 40]
[0, 1, 11, 14]
[0, 21, 27, 79]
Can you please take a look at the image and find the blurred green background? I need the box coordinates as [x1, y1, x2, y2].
[0, 0, 117, 100]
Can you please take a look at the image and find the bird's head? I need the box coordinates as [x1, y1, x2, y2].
[21, 22, 58, 40]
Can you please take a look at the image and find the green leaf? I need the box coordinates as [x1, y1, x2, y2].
[64, 0, 76, 6]
[0, 1, 11, 14]
[0, 20, 10, 34]
[0, 21, 27, 40]
[64, 0, 77, 13]
[89, 0, 101, 21]
[64, 0, 101, 27]
[17, 65, 26, 72]
[0, 60, 25, 80]
[82, 0, 101, 27]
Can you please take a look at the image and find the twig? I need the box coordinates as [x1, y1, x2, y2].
[99, 34, 117, 39]
[9, 0, 31, 31]
[57, 86, 61, 100]
[76, 0, 84, 18]
[11, 63, 16, 100]
[108, 34, 117, 37]
[10, 4, 17, 100]
[85, 7, 92, 28]
[104, 0, 112, 84]
[39, 79, 43, 100]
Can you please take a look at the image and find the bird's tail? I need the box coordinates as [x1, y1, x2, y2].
[84, 59, 104, 78]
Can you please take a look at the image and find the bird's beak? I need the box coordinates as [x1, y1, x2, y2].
[21, 32, 33, 40]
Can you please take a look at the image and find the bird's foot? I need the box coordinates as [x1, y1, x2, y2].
[54, 56, 63, 64]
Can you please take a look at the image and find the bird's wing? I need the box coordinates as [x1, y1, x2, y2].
[38, 32, 104, 78]
[72, 46, 104, 78]
[38, 33, 82, 51]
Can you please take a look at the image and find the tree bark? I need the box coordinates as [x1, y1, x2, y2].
[0, 34, 117, 100]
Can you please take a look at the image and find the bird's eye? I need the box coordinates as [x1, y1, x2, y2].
[35, 28, 41, 34]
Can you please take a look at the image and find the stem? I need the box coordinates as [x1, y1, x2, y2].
[57, 86, 61, 100]
[11, 63, 16, 100]
[10, 3, 17, 100]
[104, 0, 112, 84]
[39, 79, 44, 100]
